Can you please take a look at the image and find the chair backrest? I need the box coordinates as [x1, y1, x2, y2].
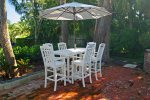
[83, 45, 93, 66]
[86, 42, 96, 56]
[58, 42, 67, 50]
[40, 44, 54, 67]
[43, 43, 54, 51]
[97, 43, 105, 61]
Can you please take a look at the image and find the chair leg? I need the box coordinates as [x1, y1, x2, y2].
[44, 69, 47, 88]
[82, 69, 85, 87]
[82, 77, 85, 87]
[99, 62, 102, 77]
[89, 75, 92, 83]
[95, 63, 98, 80]
[67, 57, 70, 81]
[63, 65, 66, 86]
[71, 64, 74, 84]
[89, 66, 92, 83]
[54, 69, 57, 91]
[44, 78, 47, 88]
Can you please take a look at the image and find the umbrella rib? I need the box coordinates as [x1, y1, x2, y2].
[58, 7, 73, 14]
[93, 8, 111, 15]
[40, 10, 58, 18]
[56, 7, 70, 20]
[74, 7, 85, 13]
[40, 7, 71, 19]
[82, 8, 99, 19]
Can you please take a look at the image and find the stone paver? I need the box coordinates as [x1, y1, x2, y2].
[1, 78, 44, 99]
[123, 64, 137, 68]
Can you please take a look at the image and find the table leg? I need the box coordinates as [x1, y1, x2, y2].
[67, 57, 69, 81]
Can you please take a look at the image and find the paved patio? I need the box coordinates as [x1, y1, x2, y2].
[0, 66, 150, 100]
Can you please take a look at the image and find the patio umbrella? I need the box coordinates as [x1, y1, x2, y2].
[39, 2, 111, 47]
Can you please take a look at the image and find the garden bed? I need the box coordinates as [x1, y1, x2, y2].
[0, 62, 44, 90]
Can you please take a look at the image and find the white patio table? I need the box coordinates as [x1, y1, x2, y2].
[54, 48, 86, 82]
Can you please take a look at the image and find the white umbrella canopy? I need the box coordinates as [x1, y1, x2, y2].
[39, 2, 111, 47]
[39, 2, 111, 20]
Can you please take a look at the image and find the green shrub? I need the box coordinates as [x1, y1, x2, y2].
[13, 45, 41, 61]
[110, 28, 144, 58]
[29, 45, 41, 61]
[0, 49, 15, 79]
[16, 38, 35, 46]
[17, 58, 34, 76]
[139, 32, 150, 49]
[0, 52, 9, 74]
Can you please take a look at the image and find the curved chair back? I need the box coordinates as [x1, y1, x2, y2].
[83, 45, 93, 66]
[44, 43, 54, 50]
[58, 42, 67, 50]
[97, 43, 105, 61]
[86, 42, 96, 56]
[40, 44, 54, 67]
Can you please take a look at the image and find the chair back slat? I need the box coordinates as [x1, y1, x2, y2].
[83, 45, 93, 66]
[58, 42, 67, 50]
[40, 45, 54, 67]
[86, 42, 96, 56]
[44, 43, 54, 50]
[97, 43, 105, 61]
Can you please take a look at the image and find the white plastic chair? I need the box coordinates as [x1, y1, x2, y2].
[40, 44, 66, 91]
[71, 45, 93, 87]
[91, 43, 105, 80]
[76, 42, 96, 59]
[58, 42, 67, 50]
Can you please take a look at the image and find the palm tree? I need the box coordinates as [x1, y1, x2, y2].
[0, 0, 17, 77]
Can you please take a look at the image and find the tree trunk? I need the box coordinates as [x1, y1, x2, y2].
[142, 0, 150, 18]
[94, 0, 112, 64]
[32, 0, 38, 44]
[0, 0, 17, 76]
[60, 0, 68, 45]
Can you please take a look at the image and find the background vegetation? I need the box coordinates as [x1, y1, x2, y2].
[8, 0, 150, 58]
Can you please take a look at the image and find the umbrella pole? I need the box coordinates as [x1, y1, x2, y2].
[73, 8, 77, 49]
[74, 20, 76, 49]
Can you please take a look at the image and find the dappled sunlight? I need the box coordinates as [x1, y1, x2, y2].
[48, 92, 78, 99]
[79, 94, 107, 100]
[137, 76, 143, 80]
[99, 98, 110, 100]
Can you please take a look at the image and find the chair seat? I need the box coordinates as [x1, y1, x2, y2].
[54, 61, 66, 68]
[45, 61, 65, 68]
[91, 56, 100, 63]
[72, 60, 84, 66]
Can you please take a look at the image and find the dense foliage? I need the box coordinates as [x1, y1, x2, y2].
[0, 45, 40, 79]
[110, 0, 150, 59]
[7, 0, 150, 59]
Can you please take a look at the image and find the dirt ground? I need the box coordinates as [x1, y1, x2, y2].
[1, 66, 150, 100]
